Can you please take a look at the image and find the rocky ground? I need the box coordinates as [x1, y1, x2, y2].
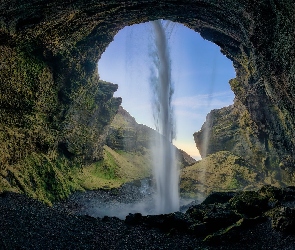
[53, 178, 196, 219]
[53, 178, 157, 219]
[1, 185, 295, 249]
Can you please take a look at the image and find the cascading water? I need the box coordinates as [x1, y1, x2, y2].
[149, 20, 179, 214]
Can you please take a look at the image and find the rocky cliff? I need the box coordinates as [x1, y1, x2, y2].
[106, 106, 153, 152]
[75, 106, 196, 193]
[195, 100, 280, 171]
[192, 99, 293, 193]
[0, 1, 294, 201]
[106, 106, 196, 167]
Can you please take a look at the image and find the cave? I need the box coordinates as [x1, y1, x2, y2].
[2, 1, 295, 248]
[1, 0, 295, 198]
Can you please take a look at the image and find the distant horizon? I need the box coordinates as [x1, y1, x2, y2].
[98, 20, 235, 160]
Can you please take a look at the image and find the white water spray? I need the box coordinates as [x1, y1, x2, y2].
[149, 20, 179, 214]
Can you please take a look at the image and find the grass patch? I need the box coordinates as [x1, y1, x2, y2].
[72, 146, 152, 191]
[0, 145, 153, 204]
[180, 151, 263, 198]
[0, 153, 83, 205]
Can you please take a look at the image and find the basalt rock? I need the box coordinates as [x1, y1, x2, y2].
[1, 1, 295, 199]
[266, 206, 295, 233]
[2, 186, 295, 249]
[99, 184, 282, 239]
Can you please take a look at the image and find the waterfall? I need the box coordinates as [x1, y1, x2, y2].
[149, 20, 179, 214]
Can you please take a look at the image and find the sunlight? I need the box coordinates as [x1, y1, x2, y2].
[98, 21, 235, 159]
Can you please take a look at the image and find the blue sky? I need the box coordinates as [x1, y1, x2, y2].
[98, 21, 235, 159]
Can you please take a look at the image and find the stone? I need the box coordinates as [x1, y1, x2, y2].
[202, 192, 236, 205]
[266, 206, 295, 233]
[229, 191, 269, 217]
[186, 203, 242, 233]
[125, 213, 143, 225]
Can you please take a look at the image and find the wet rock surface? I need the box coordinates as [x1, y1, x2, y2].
[2, 185, 295, 249]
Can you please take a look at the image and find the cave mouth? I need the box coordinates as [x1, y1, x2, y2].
[72, 20, 237, 218]
[98, 20, 236, 160]
[1, 0, 294, 219]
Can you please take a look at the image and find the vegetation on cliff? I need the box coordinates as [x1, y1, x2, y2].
[191, 98, 294, 195]
[180, 151, 263, 199]
[0, 79, 120, 204]
[106, 106, 196, 167]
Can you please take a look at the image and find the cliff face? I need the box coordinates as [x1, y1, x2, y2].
[0, 31, 121, 202]
[106, 106, 196, 167]
[0, 1, 294, 199]
[194, 100, 277, 164]
[106, 106, 154, 152]
[194, 99, 293, 186]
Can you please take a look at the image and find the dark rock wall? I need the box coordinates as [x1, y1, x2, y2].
[0, 0, 294, 197]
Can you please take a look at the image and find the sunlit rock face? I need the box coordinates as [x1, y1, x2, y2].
[194, 99, 294, 186]
[194, 100, 275, 163]
[0, 1, 294, 196]
[106, 106, 196, 167]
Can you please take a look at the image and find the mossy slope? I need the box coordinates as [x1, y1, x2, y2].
[193, 99, 294, 190]
[180, 151, 264, 199]
[77, 145, 152, 190]
[107, 106, 196, 168]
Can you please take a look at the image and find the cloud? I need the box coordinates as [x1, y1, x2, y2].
[174, 109, 205, 119]
[172, 91, 234, 110]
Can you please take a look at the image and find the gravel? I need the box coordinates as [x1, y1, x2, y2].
[0, 191, 204, 249]
[53, 178, 196, 219]
[1, 185, 295, 249]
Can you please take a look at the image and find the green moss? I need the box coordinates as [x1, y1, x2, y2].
[229, 78, 245, 99]
[0, 153, 83, 205]
[93, 150, 119, 180]
[180, 151, 262, 198]
[0, 43, 58, 170]
[71, 145, 152, 191]
[0, 142, 152, 204]
[229, 191, 269, 217]
[226, 178, 239, 190]
[203, 217, 264, 243]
